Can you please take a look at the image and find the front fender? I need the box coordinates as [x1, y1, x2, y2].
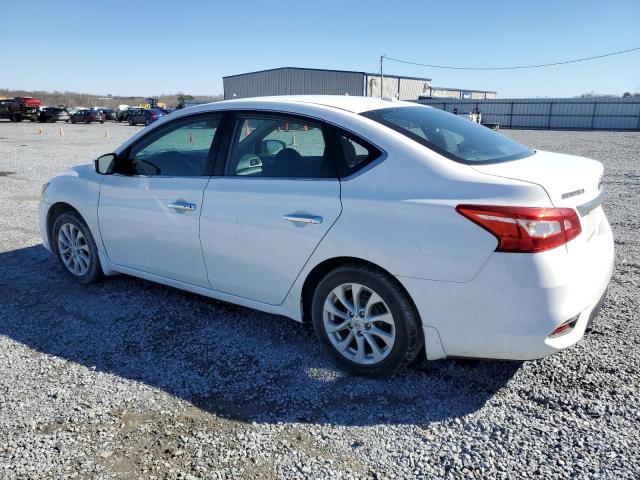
[40, 165, 115, 275]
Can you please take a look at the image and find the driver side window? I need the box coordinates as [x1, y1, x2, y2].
[126, 115, 221, 176]
[227, 114, 335, 178]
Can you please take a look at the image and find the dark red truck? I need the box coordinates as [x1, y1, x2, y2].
[0, 97, 42, 122]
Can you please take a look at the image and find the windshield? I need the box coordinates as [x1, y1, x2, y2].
[362, 106, 534, 164]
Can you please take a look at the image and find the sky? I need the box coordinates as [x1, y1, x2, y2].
[1, 0, 639, 98]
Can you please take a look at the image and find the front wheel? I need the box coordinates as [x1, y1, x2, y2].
[52, 211, 103, 284]
[311, 264, 423, 377]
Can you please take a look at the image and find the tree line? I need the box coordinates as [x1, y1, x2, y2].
[0, 89, 223, 108]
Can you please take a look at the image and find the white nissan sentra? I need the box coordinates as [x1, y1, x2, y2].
[39, 96, 614, 377]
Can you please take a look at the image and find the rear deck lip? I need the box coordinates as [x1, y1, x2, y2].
[577, 189, 604, 216]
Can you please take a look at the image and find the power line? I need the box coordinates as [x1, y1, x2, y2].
[383, 47, 640, 71]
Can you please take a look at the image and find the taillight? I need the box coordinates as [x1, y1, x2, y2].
[456, 205, 581, 253]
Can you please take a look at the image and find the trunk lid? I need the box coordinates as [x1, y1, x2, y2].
[471, 150, 605, 248]
[471, 150, 603, 209]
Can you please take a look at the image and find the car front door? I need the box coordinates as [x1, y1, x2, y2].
[98, 113, 222, 287]
[200, 112, 342, 305]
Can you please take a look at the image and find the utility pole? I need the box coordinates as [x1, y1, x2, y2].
[380, 55, 384, 98]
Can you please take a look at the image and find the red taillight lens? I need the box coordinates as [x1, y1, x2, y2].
[549, 315, 579, 338]
[456, 205, 581, 253]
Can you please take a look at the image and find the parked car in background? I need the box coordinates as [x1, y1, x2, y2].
[38, 107, 70, 123]
[70, 109, 105, 124]
[0, 97, 42, 122]
[116, 107, 138, 122]
[128, 108, 164, 126]
[101, 108, 117, 121]
[38, 96, 614, 377]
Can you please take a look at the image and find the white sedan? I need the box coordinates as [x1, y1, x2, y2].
[39, 96, 614, 377]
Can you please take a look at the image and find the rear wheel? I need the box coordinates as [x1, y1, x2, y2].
[129, 118, 134, 126]
[145, 118, 150, 126]
[52, 211, 103, 284]
[311, 264, 423, 377]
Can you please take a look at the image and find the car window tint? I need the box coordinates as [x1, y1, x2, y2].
[330, 128, 381, 178]
[362, 106, 533, 164]
[339, 136, 372, 170]
[227, 115, 335, 178]
[128, 116, 220, 176]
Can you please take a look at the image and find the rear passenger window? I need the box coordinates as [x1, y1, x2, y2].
[333, 131, 381, 177]
[226, 114, 336, 178]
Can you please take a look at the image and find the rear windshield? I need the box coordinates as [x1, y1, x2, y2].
[362, 106, 534, 164]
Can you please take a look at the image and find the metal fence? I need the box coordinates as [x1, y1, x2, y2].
[416, 97, 640, 130]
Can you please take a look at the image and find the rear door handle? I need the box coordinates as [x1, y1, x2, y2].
[168, 201, 196, 211]
[283, 214, 323, 224]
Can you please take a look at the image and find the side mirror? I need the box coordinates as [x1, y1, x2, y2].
[95, 153, 116, 175]
[260, 139, 286, 155]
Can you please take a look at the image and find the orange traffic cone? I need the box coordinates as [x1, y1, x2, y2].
[38, 127, 43, 135]
[59, 127, 64, 136]
[188, 131, 194, 143]
[290, 133, 297, 146]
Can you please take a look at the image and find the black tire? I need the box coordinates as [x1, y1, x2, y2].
[85, 118, 90, 124]
[100, 120, 104, 124]
[52, 211, 103, 285]
[311, 264, 424, 378]
[71, 119, 75, 124]
[144, 118, 150, 126]
[129, 118, 134, 126]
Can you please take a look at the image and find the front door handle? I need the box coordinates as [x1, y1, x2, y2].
[168, 201, 196, 211]
[283, 214, 323, 224]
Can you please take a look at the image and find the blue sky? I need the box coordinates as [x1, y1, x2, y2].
[2, 0, 639, 98]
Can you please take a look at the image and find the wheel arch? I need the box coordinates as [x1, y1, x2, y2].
[299, 256, 421, 326]
[46, 202, 83, 250]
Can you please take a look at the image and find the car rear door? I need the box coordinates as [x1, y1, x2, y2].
[98, 113, 222, 287]
[200, 111, 342, 305]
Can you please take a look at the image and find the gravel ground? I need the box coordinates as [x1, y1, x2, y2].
[0, 121, 638, 479]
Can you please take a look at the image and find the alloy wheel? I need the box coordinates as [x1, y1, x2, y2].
[57, 222, 90, 276]
[322, 283, 396, 365]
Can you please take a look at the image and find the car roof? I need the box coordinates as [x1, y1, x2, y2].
[203, 95, 418, 114]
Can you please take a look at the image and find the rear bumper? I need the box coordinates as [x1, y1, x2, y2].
[400, 207, 614, 361]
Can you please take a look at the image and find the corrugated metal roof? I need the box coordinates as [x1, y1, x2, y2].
[223, 66, 431, 82]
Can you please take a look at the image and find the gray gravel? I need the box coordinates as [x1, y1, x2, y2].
[0, 122, 639, 479]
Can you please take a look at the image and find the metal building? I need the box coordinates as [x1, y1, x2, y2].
[223, 67, 432, 100]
